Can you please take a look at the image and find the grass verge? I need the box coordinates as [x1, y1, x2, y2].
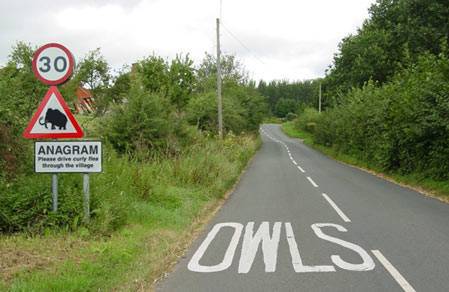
[281, 122, 449, 203]
[0, 134, 261, 291]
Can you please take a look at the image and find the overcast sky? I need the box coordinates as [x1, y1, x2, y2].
[0, 0, 375, 81]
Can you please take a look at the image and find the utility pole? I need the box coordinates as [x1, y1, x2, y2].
[318, 82, 322, 113]
[216, 18, 223, 139]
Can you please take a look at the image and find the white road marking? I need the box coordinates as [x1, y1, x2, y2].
[285, 222, 335, 272]
[312, 223, 375, 271]
[238, 222, 282, 273]
[292, 160, 298, 165]
[297, 166, 305, 173]
[322, 193, 351, 222]
[188, 222, 243, 272]
[307, 177, 319, 188]
[372, 250, 416, 292]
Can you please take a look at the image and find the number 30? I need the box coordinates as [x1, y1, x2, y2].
[39, 56, 67, 73]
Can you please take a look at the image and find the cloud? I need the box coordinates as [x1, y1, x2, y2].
[0, 0, 375, 81]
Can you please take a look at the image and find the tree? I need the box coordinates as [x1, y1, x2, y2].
[324, 0, 449, 99]
[61, 48, 111, 114]
[0, 42, 47, 178]
[187, 53, 267, 134]
[0, 42, 47, 126]
[274, 98, 297, 118]
[167, 54, 196, 110]
[108, 68, 131, 105]
[258, 79, 319, 115]
[103, 75, 173, 154]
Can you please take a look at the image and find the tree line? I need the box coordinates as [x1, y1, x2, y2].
[257, 79, 321, 118]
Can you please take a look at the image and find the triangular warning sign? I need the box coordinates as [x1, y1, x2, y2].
[23, 86, 84, 139]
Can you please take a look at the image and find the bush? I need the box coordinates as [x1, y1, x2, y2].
[295, 108, 320, 133]
[285, 112, 297, 121]
[102, 79, 174, 155]
[312, 54, 449, 179]
[274, 98, 297, 118]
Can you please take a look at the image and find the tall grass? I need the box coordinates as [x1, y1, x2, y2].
[0, 133, 258, 234]
[1, 133, 260, 290]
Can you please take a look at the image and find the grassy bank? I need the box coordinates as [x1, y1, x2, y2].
[281, 121, 449, 203]
[0, 134, 260, 291]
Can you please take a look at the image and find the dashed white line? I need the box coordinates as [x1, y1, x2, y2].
[264, 127, 416, 292]
[306, 177, 319, 188]
[321, 193, 351, 222]
[371, 250, 416, 292]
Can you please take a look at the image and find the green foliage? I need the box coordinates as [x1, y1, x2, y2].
[197, 53, 248, 90]
[311, 54, 449, 180]
[102, 53, 199, 155]
[301, 0, 449, 182]
[61, 49, 111, 113]
[0, 132, 258, 234]
[168, 54, 195, 110]
[1, 134, 259, 291]
[108, 69, 131, 104]
[285, 113, 297, 121]
[186, 53, 268, 134]
[0, 42, 47, 131]
[186, 86, 266, 135]
[274, 98, 297, 118]
[136, 55, 169, 94]
[258, 79, 320, 115]
[295, 108, 320, 132]
[102, 76, 173, 154]
[0, 41, 265, 234]
[0, 42, 47, 179]
[325, 0, 449, 97]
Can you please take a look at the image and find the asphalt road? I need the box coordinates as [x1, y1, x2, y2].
[157, 124, 449, 292]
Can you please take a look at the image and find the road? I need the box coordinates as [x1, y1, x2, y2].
[157, 124, 449, 292]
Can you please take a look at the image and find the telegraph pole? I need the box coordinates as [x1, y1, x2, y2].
[318, 82, 322, 113]
[216, 18, 223, 139]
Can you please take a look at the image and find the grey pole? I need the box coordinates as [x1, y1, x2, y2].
[52, 174, 58, 212]
[216, 18, 223, 139]
[83, 173, 90, 223]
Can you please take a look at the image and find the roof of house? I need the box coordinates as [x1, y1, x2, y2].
[76, 87, 92, 99]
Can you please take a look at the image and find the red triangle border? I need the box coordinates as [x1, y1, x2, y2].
[23, 86, 84, 139]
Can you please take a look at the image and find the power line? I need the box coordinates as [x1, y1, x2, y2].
[220, 22, 266, 65]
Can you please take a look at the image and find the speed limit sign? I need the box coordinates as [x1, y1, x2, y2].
[32, 43, 74, 85]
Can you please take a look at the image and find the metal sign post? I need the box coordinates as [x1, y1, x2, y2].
[83, 173, 90, 223]
[52, 173, 58, 212]
[34, 140, 102, 219]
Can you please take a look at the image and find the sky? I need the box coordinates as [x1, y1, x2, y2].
[0, 0, 376, 82]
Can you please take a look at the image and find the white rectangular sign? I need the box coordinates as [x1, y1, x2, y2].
[35, 141, 102, 173]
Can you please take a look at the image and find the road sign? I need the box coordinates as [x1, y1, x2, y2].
[23, 86, 84, 139]
[35, 141, 102, 173]
[32, 43, 74, 85]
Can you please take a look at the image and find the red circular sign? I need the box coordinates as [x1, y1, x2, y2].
[32, 43, 75, 85]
